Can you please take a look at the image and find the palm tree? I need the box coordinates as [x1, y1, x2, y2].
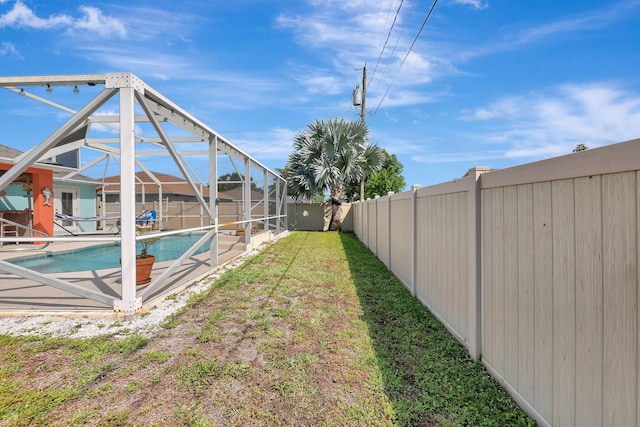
[286, 118, 384, 230]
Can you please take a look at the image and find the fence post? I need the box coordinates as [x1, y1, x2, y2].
[387, 192, 394, 270]
[374, 195, 380, 256]
[180, 201, 185, 229]
[466, 167, 490, 361]
[411, 185, 421, 298]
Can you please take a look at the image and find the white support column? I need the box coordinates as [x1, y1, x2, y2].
[244, 159, 252, 246]
[209, 136, 219, 268]
[158, 187, 163, 230]
[263, 170, 269, 231]
[283, 179, 288, 232]
[275, 175, 281, 234]
[114, 86, 141, 312]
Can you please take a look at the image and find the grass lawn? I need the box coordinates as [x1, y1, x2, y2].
[0, 231, 534, 426]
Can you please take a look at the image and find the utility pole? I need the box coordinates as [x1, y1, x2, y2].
[352, 64, 367, 200]
[360, 65, 366, 123]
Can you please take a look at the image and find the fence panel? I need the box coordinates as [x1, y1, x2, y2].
[480, 138, 640, 426]
[361, 200, 369, 248]
[376, 197, 390, 267]
[355, 138, 640, 427]
[516, 184, 535, 405]
[353, 200, 360, 236]
[367, 200, 377, 254]
[602, 172, 637, 426]
[389, 191, 414, 292]
[414, 169, 485, 359]
[574, 175, 603, 427]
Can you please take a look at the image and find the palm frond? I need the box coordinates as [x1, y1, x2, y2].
[285, 118, 378, 201]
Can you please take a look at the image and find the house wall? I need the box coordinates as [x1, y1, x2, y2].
[0, 164, 53, 238]
[31, 169, 54, 238]
[353, 137, 640, 427]
[52, 181, 98, 235]
[0, 182, 28, 210]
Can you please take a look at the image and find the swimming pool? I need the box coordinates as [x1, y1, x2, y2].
[5, 233, 211, 274]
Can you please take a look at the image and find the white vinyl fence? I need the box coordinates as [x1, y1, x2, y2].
[353, 137, 640, 427]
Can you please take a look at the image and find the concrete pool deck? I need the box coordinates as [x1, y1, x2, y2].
[0, 232, 249, 316]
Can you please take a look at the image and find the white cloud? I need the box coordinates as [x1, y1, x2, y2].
[394, 51, 435, 85]
[0, 1, 126, 38]
[72, 6, 126, 38]
[503, 143, 570, 160]
[276, 0, 446, 109]
[234, 127, 298, 161]
[0, 1, 72, 28]
[298, 72, 344, 95]
[450, 0, 489, 10]
[459, 98, 520, 121]
[369, 89, 432, 109]
[534, 83, 640, 141]
[412, 150, 501, 164]
[0, 41, 20, 57]
[456, 2, 640, 62]
[459, 82, 640, 160]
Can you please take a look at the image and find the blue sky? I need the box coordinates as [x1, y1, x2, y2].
[1, 0, 639, 189]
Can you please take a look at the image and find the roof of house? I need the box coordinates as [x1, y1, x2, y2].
[101, 171, 272, 201]
[0, 143, 98, 184]
[220, 186, 268, 202]
[101, 171, 211, 198]
[0, 144, 21, 159]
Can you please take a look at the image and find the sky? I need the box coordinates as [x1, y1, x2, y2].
[1, 0, 640, 189]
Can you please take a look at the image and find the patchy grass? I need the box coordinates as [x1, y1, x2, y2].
[0, 231, 534, 426]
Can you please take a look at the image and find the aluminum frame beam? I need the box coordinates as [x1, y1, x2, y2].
[0, 72, 287, 313]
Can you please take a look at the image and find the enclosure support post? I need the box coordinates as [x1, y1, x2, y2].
[209, 135, 219, 268]
[114, 84, 142, 313]
[264, 170, 269, 232]
[276, 176, 282, 233]
[244, 158, 252, 248]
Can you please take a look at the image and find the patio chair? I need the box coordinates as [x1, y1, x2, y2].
[136, 210, 156, 229]
[0, 220, 19, 246]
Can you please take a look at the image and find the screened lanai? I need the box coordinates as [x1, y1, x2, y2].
[0, 73, 287, 314]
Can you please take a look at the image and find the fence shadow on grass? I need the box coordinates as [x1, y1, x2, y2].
[337, 232, 534, 427]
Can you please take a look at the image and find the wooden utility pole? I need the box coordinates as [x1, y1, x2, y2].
[360, 65, 366, 123]
[359, 64, 366, 201]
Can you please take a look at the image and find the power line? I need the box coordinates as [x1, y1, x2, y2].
[368, 0, 404, 88]
[383, 0, 418, 75]
[370, 0, 439, 122]
[370, 0, 419, 95]
[373, 0, 395, 48]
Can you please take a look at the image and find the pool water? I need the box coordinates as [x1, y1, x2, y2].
[6, 233, 211, 274]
